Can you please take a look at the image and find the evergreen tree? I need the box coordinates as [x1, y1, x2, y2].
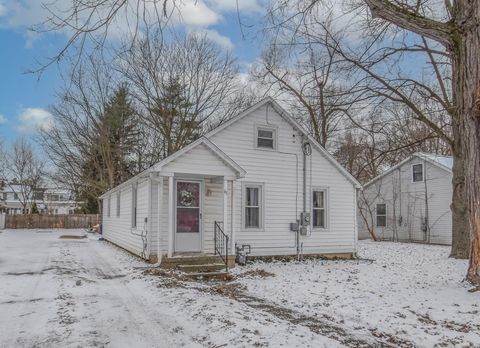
[78, 85, 139, 213]
[148, 77, 200, 157]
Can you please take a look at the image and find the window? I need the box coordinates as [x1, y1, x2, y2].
[312, 190, 327, 228]
[412, 163, 424, 182]
[116, 192, 121, 217]
[132, 184, 137, 228]
[2, 192, 7, 201]
[14, 193, 18, 200]
[376, 203, 387, 227]
[244, 184, 263, 229]
[256, 126, 276, 150]
[107, 196, 111, 217]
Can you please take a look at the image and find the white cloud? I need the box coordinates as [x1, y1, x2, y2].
[0, 3, 7, 17]
[16, 108, 53, 133]
[0, 114, 6, 124]
[197, 29, 234, 50]
[207, 0, 263, 13]
[178, 0, 221, 27]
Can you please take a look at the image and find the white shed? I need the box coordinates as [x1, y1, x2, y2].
[358, 153, 453, 245]
[100, 98, 361, 267]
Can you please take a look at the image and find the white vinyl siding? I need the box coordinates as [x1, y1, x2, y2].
[210, 104, 356, 256]
[359, 157, 452, 245]
[102, 179, 150, 258]
[102, 101, 357, 259]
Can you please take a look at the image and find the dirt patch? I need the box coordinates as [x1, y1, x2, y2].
[59, 235, 87, 239]
[206, 282, 246, 299]
[236, 269, 275, 279]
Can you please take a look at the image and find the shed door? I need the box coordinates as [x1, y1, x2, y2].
[175, 181, 202, 252]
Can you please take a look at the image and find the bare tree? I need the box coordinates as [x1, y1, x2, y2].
[266, 0, 480, 284]
[118, 30, 253, 156]
[2, 139, 44, 214]
[40, 55, 147, 212]
[360, 0, 480, 288]
[252, 24, 353, 148]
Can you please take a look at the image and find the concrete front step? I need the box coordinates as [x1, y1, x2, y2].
[161, 255, 224, 268]
[183, 271, 230, 281]
[177, 263, 226, 273]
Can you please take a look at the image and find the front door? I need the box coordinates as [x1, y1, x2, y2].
[175, 180, 202, 252]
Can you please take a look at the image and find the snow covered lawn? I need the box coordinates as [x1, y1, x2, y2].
[1, 230, 478, 347]
[0, 229, 339, 347]
[234, 240, 480, 347]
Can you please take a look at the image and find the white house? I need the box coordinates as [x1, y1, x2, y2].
[0, 185, 79, 215]
[358, 153, 453, 245]
[100, 98, 361, 267]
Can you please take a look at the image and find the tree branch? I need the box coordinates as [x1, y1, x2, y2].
[364, 0, 453, 47]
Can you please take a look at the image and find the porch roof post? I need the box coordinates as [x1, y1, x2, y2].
[223, 177, 228, 230]
[230, 180, 236, 255]
[167, 175, 174, 258]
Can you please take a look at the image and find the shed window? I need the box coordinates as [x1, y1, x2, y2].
[244, 184, 263, 229]
[107, 196, 111, 218]
[312, 190, 327, 228]
[116, 192, 121, 217]
[256, 127, 276, 149]
[412, 164, 423, 182]
[376, 203, 387, 227]
[132, 184, 137, 227]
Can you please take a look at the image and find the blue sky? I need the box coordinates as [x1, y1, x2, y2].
[0, 0, 264, 145]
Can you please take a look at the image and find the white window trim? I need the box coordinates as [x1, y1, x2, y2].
[131, 183, 138, 228]
[116, 191, 121, 217]
[241, 182, 265, 231]
[376, 203, 387, 227]
[411, 163, 424, 183]
[107, 196, 111, 218]
[311, 187, 329, 230]
[254, 124, 278, 151]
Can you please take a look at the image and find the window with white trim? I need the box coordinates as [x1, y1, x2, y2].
[132, 184, 137, 227]
[312, 189, 327, 228]
[116, 192, 121, 217]
[256, 126, 276, 150]
[376, 203, 387, 227]
[107, 196, 111, 217]
[412, 163, 424, 182]
[244, 184, 263, 229]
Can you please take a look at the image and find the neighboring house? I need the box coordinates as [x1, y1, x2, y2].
[100, 98, 361, 266]
[358, 153, 453, 245]
[0, 185, 80, 215]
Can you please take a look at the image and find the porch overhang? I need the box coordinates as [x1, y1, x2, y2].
[152, 137, 247, 179]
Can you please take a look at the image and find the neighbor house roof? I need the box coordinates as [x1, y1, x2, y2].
[364, 152, 453, 188]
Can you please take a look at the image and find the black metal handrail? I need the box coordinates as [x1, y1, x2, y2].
[214, 221, 229, 272]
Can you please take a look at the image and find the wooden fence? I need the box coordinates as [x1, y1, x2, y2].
[5, 214, 100, 229]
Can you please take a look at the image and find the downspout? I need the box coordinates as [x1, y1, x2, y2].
[151, 175, 163, 267]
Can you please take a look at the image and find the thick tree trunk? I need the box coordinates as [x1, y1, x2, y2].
[450, 140, 470, 259]
[452, 2, 480, 285]
[364, 0, 480, 285]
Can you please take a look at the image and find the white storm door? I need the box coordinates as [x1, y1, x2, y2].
[175, 181, 202, 252]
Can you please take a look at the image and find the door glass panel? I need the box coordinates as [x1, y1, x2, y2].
[177, 182, 199, 207]
[176, 182, 200, 233]
[177, 208, 199, 233]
